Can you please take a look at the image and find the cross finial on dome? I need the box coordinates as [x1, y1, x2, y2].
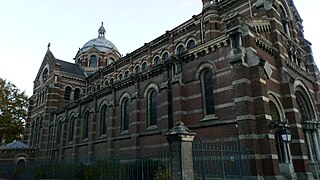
[98, 22, 106, 38]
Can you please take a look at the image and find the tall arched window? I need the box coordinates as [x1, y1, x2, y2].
[100, 105, 107, 135]
[203, 70, 215, 115]
[121, 98, 130, 131]
[68, 116, 75, 142]
[56, 121, 62, 146]
[296, 90, 320, 163]
[74, 88, 80, 100]
[64, 86, 72, 101]
[148, 90, 158, 127]
[90, 55, 97, 67]
[269, 101, 290, 164]
[42, 68, 48, 83]
[83, 111, 90, 139]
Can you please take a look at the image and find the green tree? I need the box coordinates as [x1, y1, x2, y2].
[0, 78, 28, 143]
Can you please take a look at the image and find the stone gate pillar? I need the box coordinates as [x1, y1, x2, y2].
[166, 121, 196, 180]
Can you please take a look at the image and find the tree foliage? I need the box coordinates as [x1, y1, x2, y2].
[0, 78, 28, 143]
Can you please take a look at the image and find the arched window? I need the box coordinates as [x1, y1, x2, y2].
[109, 78, 114, 85]
[135, 66, 141, 74]
[142, 62, 148, 71]
[148, 90, 158, 127]
[154, 56, 160, 65]
[97, 84, 101, 91]
[100, 105, 107, 135]
[90, 55, 97, 67]
[64, 86, 72, 101]
[124, 71, 129, 78]
[121, 98, 130, 131]
[74, 88, 81, 100]
[83, 111, 90, 139]
[162, 52, 169, 61]
[42, 68, 48, 83]
[187, 39, 196, 49]
[68, 116, 75, 142]
[56, 121, 62, 146]
[203, 71, 215, 115]
[177, 45, 185, 54]
[296, 89, 320, 163]
[269, 101, 290, 164]
[118, 74, 123, 80]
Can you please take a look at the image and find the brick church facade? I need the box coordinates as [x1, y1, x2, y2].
[25, 0, 320, 178]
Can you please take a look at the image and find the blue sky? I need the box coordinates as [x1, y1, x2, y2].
[0, 0, 318, 97]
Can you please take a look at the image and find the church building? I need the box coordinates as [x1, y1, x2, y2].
[25, 0, 320, 178]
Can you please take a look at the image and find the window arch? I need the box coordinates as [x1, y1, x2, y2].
[83, 111, 90, 139]
[142, 62, 148, 71]
[121, 98, 130, 131]
[187, 39, 196, 49]
[118, 73, 123, 81]
[153, 56, 160, 65]
[202, 70, 215, 115]
[124, 70, 129, 78]
[109, 78, 114, 85]
[269, 100, 290, 164]
[64, 86, 72, 101]
[97, 84, 101, 91]
[68, 116, 75, 142]
[176, 44, 185, 54]
[162, 52, 170, 61]
[90, 55, 97, 67]
[148, 90, 158, 127]
[135, 65, 141, 74]
[74, 88, 81, 100]
[100, 105, 107, 135]
[295, 87, 320, 163]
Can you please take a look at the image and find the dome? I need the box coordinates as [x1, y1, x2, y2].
[80, 37, 119, 53]
[79, 22, 119, 53]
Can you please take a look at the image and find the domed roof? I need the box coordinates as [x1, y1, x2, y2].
[79, 22, 119, 53]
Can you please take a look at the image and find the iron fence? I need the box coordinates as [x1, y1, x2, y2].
[0, 148, 170, 180]
[193, 139, 251, 180]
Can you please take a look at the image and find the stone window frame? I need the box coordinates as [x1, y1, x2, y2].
[74, 88, 81, 100]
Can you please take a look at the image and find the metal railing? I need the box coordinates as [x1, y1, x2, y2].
[0, 148, 170, 180]
[193, 139, 251, 180]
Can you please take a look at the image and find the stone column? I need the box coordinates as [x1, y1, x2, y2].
[166, 121, 196, 180]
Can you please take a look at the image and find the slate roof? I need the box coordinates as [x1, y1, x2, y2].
[55, 59, 86, 77]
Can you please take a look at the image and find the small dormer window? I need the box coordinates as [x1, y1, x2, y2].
[90, 55, 97, 67]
